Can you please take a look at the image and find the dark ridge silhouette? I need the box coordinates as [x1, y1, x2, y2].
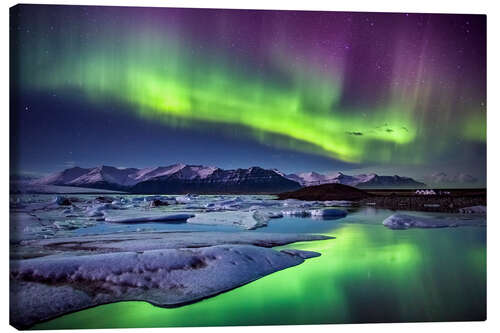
[277, 183, 371, 201]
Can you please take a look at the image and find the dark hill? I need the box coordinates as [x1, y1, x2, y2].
[277, 183, 371, 201]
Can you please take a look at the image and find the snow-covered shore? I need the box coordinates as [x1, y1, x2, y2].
[10, 230, 330, 328]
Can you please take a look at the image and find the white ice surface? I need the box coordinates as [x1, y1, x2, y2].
[458, 205, 486, 214]
[188, 211, 269, 230]
[382, 213, 486, 230]
[310, 209, 348, 217]
[11, 243, 323, 328]
[106, 213, 195, 223]
[10, 194, 351, 241]
[16, 231, 333, 256]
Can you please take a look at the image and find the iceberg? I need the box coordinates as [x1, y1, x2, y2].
[383, 213, 486, 230]
[310, 208, 347, 218]
[458, 206, 486, 214]
[188, 211, 269, 230]
[281, 210, 311, 217]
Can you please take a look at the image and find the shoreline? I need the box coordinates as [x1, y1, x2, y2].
[358, 195, 486, 213]
[278, 186, 486, 213]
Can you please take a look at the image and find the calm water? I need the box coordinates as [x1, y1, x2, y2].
[33, 208, 486, 329]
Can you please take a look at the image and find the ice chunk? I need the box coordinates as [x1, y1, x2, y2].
[149, 199, 170, 207]
[265, 211, 284, 219]
[322, 200, 353, 207]
[458, 206, 486, 214]
[53, 219, 95, 231]
[84, 202, 124, 217]
[175, 194, 198, 204]
[204, 197, 243, 210]
[188, 211, 269, 230]
[382, 213, 486, 230]
[52, 196, 72, 206]
[93, 196, 115, 203]
[310, 208, 347, 217]
[282, 210, 311, 217]
[15, 231, 333, 256]
[105, 213, 195, 224]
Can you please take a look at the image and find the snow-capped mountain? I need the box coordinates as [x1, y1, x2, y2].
[296, 172, 327, 183]
[132, 166, 301, 194]
[34, 166, 91, 186]
[67, 166, 140, 188]
[285, 171, 425, 188]
[35, 164, 301, 194]
[34, 164, 426, 193]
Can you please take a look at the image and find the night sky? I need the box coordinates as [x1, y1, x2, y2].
[10, 5, 486, 185]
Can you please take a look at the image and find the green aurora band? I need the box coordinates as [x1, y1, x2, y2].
[15, 16, 485, 165]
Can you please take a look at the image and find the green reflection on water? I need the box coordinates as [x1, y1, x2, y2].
[33, 218, 486, 329]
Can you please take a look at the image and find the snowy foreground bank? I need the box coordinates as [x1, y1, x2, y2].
[11, 235, 327, 328]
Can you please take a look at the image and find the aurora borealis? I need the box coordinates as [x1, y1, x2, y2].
[10, 5, 486, 184]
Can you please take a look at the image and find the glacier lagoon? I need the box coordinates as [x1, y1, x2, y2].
[9, 194, 486, 328]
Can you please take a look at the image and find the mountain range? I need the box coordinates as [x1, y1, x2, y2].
[32, 164, 301, 194]
[283, 171, 426, 188]
[29, 164, 426, 194]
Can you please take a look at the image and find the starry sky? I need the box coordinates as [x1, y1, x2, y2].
[10, 5, 486, 185]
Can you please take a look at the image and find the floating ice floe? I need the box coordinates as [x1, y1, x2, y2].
[281, 209, 311, 217]
[322, 200, 353, 207]
[175, 194, 198, 204]
[149, 199, 170, 207]
[53, 219, 95, 231]
[92, 196, 116, 204]
[264, 211, 284, 219]
[61, 205, 83, 216]
[188, 211, 269, 230]
[17, 231, 333, 254]
[85, 203, 123, 217]
[52, 196, 72, 206]
[140, 195, 176, 203]
[310, 209, 347, 218]
[204, 197, 243, 210]
[458, 206, 486, 214]
[105, 213, 195, 224]
[10, 193, 339, 243]
[382, 213, 486, 230]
